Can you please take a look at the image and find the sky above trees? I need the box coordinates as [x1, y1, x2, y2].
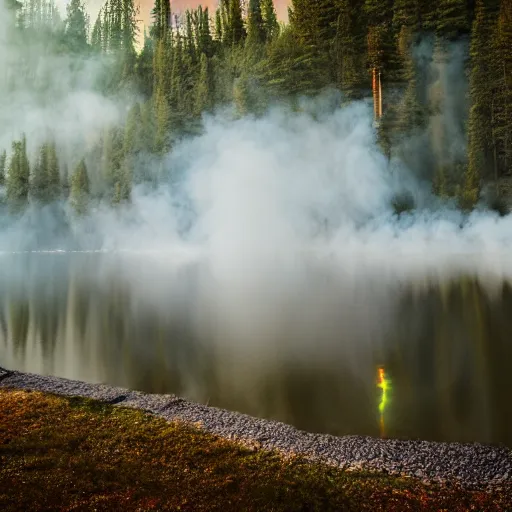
[82, 0, 289, 33]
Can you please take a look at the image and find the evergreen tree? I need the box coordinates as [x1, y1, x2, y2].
[120, 0, 139, 81]
[136, 28, 155, 97]
[140, 100, 157, 155]
[230, 0, 246, 45]
[393, 0, 428, 135]
[419, 0, 439, 32]
[233, 74, 259, 116]
[151, 0, 171, 40]
[112, 164, 131, 204]
[6, 0, 22, 10]
[101, 126, 125, 202]
[365, 0, 396, 76]
[334, 0, 368, 99]
[261, 0, 279, 41]
[436, 0, 471, 39]
[288, 0, 339, 88]
[197, 7, 214, 57]
[31, 143, 49, 202]
[31, 141, 60, 203]
[123, 103, 144, 184]
[393, 0, 421, 32]
[215, 8, 223, 41]
[0, 150, 6, 187]
[195, 53, 215, 115]
[186, 11, 197, 61]
[259, 25, 330, 96]
[170, 32, 185, 113]
[6, 137, 30, 211]
[430, 0, 472, 197]
[65, 0, 88, 53]
[493, 0, 512, 176]
[153, 30, 173, 100]
[62, 164, 70, 198]
[289, 0, 338, 51]
[102, 5, 111, 53]
[463, 0, 501, 207]
[91, 10, 103, 52]
[124, 103, 142, 157]
[154, 89, 171, 155]
[219, 0, 230, 44]
[47, 141, 60, 201]
[70, 159, 90, 215]
[247, 0, 266, 46]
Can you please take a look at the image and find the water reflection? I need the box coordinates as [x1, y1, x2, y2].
[1, 253, 511, 447]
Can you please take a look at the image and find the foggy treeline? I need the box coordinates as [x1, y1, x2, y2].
[0, 0, 511, 220]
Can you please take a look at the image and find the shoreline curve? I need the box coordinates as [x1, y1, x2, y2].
[1, 366, 510, 490]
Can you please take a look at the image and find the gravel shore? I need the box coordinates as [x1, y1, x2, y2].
[1, 367, 511, 490]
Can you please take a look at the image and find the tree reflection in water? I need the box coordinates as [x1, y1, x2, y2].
[1, 254, 511, 447]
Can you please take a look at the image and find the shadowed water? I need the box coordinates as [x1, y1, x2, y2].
[1, 253, 511, 447]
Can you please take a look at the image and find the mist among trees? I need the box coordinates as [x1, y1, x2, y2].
[0, 0, 511, 218]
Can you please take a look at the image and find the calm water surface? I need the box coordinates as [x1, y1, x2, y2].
[1, 253, 511, 447]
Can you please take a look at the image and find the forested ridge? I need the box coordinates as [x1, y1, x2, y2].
[1, 0, 511, 216]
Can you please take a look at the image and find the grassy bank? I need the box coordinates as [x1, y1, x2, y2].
[0, 388, 510, 511]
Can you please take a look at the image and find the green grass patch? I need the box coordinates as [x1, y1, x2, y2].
[0, 388, 510, 511]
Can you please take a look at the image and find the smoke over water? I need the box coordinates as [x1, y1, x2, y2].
[1, 0, 512, 292]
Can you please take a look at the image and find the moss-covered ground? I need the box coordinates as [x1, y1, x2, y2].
[1, 388, 511, 511]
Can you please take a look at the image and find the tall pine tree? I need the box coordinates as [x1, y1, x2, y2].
[65, 0, 88, 53]
[463, 0, 501, 207]
[70, 159, 90, 215]
[6, 136, 30, 211]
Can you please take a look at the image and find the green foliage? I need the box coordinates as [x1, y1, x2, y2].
[154, 90, 171, 155]
[464, 0, 501, 208]
[2, 389, 511, 511]
[258, 26, 330, 97]
[247, 0, 266, 46]
[2, 0, 510, 213]
[6, 136, 30, 212]
[91, 11, 103, 52]
[135, 31, 154, 98]
[31, 141, 60, 203]
[101, 126, 128, 204]
[64, 0, 88, 53]
[230, 0, 246, 45]
[0, 150, 6, 187]
[436, 0, 471, 39]
[61, 164, 70, 198]
[197, 7, 214, 57]
[150, 0, 171, 40]
[493, 0, 512, 176]
[334, 0, 368, 99]
[70, 159, 90, 215]
[195, 53, 215, 116]
[262, 0, 280, 41]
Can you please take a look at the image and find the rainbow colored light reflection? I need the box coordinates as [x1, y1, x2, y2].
[377, 366, 390, 437]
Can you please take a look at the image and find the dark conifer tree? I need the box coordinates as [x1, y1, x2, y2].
[0, 150, 6, 187]
[7, 136, 30, 211]
[463, 0, 501, 207]
[70, 159, 90, 215]
[64, 0, 88, 53]
[247, 0, 266, 46]
[261, 0, 279, 41]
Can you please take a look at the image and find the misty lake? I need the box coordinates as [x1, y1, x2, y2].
[1, 252, 511, 448]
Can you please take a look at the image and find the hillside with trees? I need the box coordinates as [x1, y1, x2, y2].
[1, 0, 511, 216]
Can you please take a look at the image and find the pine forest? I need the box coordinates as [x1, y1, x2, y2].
[1, 0, 511, 218]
